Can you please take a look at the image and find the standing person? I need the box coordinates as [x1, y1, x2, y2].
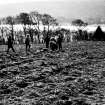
[25, 34, 31, 53]
[44, 33, 50, 49]
[57, 34, 63, 50]
[7, 35, 15, 53]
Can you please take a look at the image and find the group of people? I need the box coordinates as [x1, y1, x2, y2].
[7, 33, 63, 54]
[44, 32, 63, 51]
[7, 34, 31, 54]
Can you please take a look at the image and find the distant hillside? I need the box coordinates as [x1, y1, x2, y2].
[56, 17, 74, 25]
[85, 17, 105, 25]
[57, 16, 105, 25]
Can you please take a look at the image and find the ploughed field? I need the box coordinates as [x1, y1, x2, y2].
[0, 41, 105, 105]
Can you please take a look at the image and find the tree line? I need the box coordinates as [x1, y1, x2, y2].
[0, 11, 58, 43]
[0, 11, 104, 45]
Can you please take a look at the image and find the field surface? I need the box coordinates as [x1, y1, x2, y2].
[0, 41, 105, 105]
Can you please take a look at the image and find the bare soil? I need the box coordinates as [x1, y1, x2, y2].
[0, 41, 105, 105]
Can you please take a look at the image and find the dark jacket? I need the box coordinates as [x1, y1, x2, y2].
[8, 36, 13, 47]
[25, 37, 30, 45]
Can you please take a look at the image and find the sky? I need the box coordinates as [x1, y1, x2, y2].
[0, 0, 71, 4]
[0, 0, 105, 23]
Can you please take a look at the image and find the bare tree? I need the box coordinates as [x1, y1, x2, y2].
[18, 13, 32, 36]
[41, 14, 58, 32]
[6, 16, 15, 40]
[29, 11, 42, 43]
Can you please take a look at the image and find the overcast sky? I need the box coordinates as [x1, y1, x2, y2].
[0, 0, 84, 4]
[0, 0, 105, 21]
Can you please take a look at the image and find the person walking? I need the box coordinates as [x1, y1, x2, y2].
[44, 34, 50, 49]
[57, 34, 63, 50]
[25, 34, 31, 53]
[7, 35, 15, 53]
